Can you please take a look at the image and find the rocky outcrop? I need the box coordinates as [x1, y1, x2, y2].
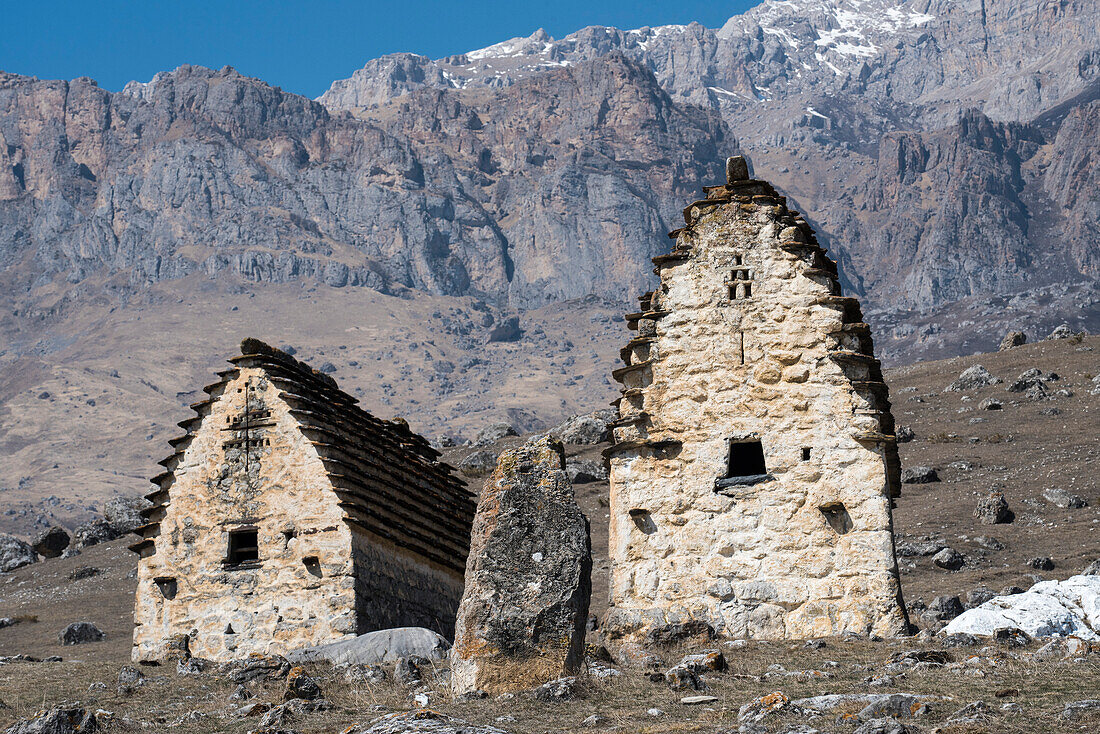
[287, 627, 450, 666]
[0, 534, 37, 572]
[944, 575, 1100, 639]
[450, 436, 591, 696]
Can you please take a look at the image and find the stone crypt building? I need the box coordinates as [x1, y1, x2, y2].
[605, 157, 909, 640]
[131, 339, 474, 662]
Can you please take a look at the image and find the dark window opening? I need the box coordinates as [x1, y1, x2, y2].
[226, 529, 259, 565]
[155, 577, 177, 600]
[303, 556, 322, 578]
[225, 623, 235, 634]
[820, 503, 853, 535]
[732, 254, 743, 265]
[716, 440, 770, 489]
[801, 447, 812, 461]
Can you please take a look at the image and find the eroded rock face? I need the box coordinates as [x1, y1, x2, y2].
[605, 158, 909, 641]
[0, 534, 38, 572]
[31, 526, 70, 558]
[450, 436, 591, 696]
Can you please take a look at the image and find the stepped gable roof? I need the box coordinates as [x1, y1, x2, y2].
[130, 338, 475, 573]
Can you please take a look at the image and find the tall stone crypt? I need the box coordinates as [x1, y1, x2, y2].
[605, 157, 909, 640]
[131, 339, 475, 662]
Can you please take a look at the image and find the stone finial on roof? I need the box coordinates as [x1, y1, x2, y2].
[726, 155, 750, 184]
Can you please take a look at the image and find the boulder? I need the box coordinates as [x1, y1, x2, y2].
[549, 410, 616, 445]
[895, 425, 915, 443]
[932, 548, 964, 571]
[284, 666, 322, 700]
[458, 450, 498, 478]
[925, 596, 964, 621]
[1007, 368, 1059, 393]
[3, 707, 100, 734]
[473, 423, 518, 446]
[487, 316, 522, 343]
[1027, 557, 1055, 571]
[901, 466, 939, 484]
[978, 397, 1002, 410]
[944, 575, 1100, 639]
[287, 627, 450, 666]
[1046, 323, 1075, 340]
[1043, 488, 1087, 509]
[72, 518, 122, 548]
[565, 458, 608, 484]
[31, 526, 70, 558]
[102, 496, 152, 534]
[58, 621, 105, 645]
[944, 365, 1000, 392]
[0, 534, 37, 572]
[998, 331, 1027, 350]
[974, 492, 1014, 524]
[450, 436, 591, 696]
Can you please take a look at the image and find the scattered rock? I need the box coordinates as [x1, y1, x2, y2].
[549, 410, 616, 445]
[344, 664, 388, 685]
[284, 666, 322, 700]
[924, 596, 964, 621]
[895, 425, 915, 443]
[31, 526, 70, 558]
[681, 695, 719, 705]
[644, 620, 715, 647]
[932, 548, 965, 571]
[941, 633, 980, 648]
[532, 676, 578, 701]
[117, 665, 145, 690]
[450, 437, 591, 696]
[319, 361, 337, 373]
[854, 719, 918, 734]
[944, 575, 1100, 639]
[1083, 559, 1100, 575]
[458, 450, 498, 478]
[978, 397, 1002, 410]
[895, 540, 945, 557]
[663, 665, 702, 690]
[221, 654, 290, 683]
[1027, 556, 1055, 571]
[67, 566, 101, 581]
[394, 655, 430, 686]
[58, 622, 105, 645]
[287, 627, 450, 666]
[965, 589, 995, 608]
[998, 331, 1027, 350]
[0, 535, 37, 573]
[738, 691, 793, 723]
[901, 466, 939, 484]
[974, 492, 1014, 524]
[944, 365, 1000, 392]
[357, 711, 510, 734]
[1063, 699, 1100, 719]
[1042, 488, 1087, 509]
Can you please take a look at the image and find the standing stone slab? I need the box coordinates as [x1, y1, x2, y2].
[450, 437, 592, 696]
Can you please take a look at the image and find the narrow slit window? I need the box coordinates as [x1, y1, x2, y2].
[801, 447, 812, 461]
[226, 528, 259, 565]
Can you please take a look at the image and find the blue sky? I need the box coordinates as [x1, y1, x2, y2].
[2, 1, 757, 99]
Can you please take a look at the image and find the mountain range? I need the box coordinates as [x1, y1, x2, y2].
[1, 0, 1098, 533]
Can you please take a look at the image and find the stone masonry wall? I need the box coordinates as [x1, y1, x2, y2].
[133, 368, 357, 661]
[351, 531, 465, 639]
[606, 160, 909, 640]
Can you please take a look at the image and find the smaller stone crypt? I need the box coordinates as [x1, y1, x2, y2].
[131, 339, 475, 662]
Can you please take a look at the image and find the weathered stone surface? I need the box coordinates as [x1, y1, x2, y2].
[58, 621, 105, 645]
[31, 526, 70, 558]
[1047, 324, 1075, 340]
[945, 575, 1100, 639]
[459, 450, 499, 478]
[565, 459, 608, 484]
[1043, 488, 1087, 509]
[550, 410, 616, 445]
[999, 331, 1027, 350]
[284, 666, 323, 700]
[974, 492, 1014, 524]
[287, 627, 450, 666]
[487, 317, 523, 343]
[1007, 368, 1059, 393]
[450, 436, 591, 696]
[944, 365, 1000, 392]
[473, 423, 518, 447]
[0, 534, 37, 572]
[606, 160, 908, 641]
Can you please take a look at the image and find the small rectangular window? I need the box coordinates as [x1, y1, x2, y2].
[801, 447, 812, 461]
[226, 528, 259, 565]
[716, 440, 770, 490]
